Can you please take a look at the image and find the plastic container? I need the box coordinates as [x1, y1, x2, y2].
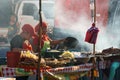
[6, 51, 21, 67]
[85, 26, 99, 44]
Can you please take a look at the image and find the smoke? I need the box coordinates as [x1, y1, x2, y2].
[0, 0, 12, 27]
[55, 0, 120, 52]
[106, 0, 120, 48]
[95, 0, 120, 51]
[55, 0, 93, 51]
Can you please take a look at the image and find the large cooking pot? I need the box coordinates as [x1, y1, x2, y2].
[64, 37, 79, 49]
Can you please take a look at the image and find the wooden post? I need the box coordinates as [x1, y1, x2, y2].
[93, 0, 96, 56]
[93, 0, 96, 64]
[36, 0, 43, 80]
[93, 0, 96, 24]
[91, 0, 96, 80]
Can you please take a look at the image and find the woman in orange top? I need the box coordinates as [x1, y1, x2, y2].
[33, 22, 65, 55]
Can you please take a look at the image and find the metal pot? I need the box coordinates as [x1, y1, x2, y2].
[64, 37, 79, 49]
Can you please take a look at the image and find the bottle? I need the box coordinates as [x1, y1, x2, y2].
[93, 68, 99, 77]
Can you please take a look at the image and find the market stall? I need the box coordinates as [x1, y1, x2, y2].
[1, 47, 120, 80]
[0, 51, 93, 80]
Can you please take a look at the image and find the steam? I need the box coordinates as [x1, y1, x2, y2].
[106, 0, 120, 48]
[55, 0, 120, 52]
[0, 0, 13, 27]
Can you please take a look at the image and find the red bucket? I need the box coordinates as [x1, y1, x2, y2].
[6, 51, 21, 67]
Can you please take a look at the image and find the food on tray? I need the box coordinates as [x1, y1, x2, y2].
[45, 58, 71, 68]
[20, 50, 38, 60]
[47, 50, 60, 52]
[18, 51, 46, 68]
[59, 51, 75, 59]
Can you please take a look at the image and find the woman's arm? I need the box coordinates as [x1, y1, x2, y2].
[50, 39, 65, 45]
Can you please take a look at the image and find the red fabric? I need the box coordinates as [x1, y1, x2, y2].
[33, 34, 50, 48]
[33, 35, 39, 45]
[2, 67, 16, 77]
[85, 26, 99, 44]
[35, 22, 47, 32]
[33, 35, 43, 48]
[22, 24, 35, 36]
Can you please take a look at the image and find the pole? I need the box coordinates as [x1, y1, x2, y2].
[93, 0, 96, 63]
[93, 0, 96, 58]
[36, 0, 43, 80]
[91, 0, 96, 80]
[93, 0, 96, 24]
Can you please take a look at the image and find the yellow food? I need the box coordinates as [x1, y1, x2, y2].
[60, 51, 74, 59]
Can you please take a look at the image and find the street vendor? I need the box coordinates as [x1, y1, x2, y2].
[10, 24, 35, 52]
[32, 22, 65, 55]
[10, 24, 36, 80]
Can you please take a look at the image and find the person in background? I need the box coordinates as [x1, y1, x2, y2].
[108, 62, 120, 80]
[7, 14, 20, 41]
[32, 22, 65, 55]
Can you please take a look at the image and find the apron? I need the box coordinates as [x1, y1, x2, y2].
[41, 35, 51, 56]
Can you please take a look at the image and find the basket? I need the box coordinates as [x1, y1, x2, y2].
[6, 51, 21, 67]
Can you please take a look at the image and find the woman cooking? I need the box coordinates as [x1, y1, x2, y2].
[32, 22, 65, 56]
